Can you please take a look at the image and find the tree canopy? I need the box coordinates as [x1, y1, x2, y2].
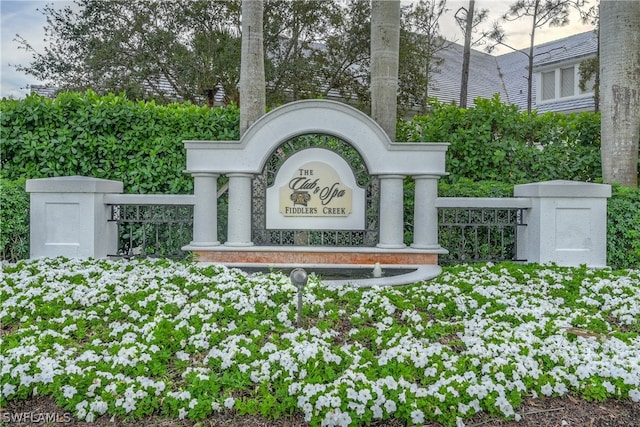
[16, 0, 447, 113]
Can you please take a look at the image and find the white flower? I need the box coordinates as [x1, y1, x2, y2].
[347, 401, 365, 415]
[62, 385, 77, 399]
[495, 395, 515, 417]
[224, 396, 235, 409]
[411, 409, 425, 425]
[554, 381, 568, 395]
[2, 383, 16, 397]
[458, 402, 469, 414]
[178, 407, 187, 419]
[371, 404, 383, 419]
[602, 381, 616, 394]
[121, 396, 136, 413]
[75, 400, 88, 419]
[321, 409, 352, 427]
[384, 399, 396, 413]
[629, 388, 640, 402]
[90, 399, 108, 414]
[175, 350, 190, 361]
[424, 367, 437, 377]
[358, 388, 372, 404]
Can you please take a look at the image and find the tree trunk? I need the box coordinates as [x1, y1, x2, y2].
[371, 0, 400, 141]
[240, 0, 266, 137]
[526, 0, 539, 113]
[459, 0, 475, 108]
[600, 0, 640, 187]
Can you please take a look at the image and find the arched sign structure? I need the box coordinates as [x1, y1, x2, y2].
[185, 99, 446, 176]
[183, 99, 448, 268]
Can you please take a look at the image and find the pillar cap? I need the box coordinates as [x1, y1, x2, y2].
[26, 176, 123, 193]
[514, 180, 611, 198]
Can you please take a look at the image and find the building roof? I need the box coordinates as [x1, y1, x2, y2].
[495, 30, 597, 111]
[531, 30, 598, 68]
[430, 42, 508, 107]
[414, 30, 597, 112]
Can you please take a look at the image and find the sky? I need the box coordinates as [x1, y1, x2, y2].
[0, 0, 595, 100]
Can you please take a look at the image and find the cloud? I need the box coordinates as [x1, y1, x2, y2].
[0, 0, 52, 99]
[441, 0, 595, 55]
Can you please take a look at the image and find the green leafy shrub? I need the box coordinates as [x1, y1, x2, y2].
[607, 184, 640, 269]
[398, 95, 602, 185]
[438, 178, 514, 197]
[1, 91, 239, 261]
[0, 91, 240, 194]
[0, 179, 29, 261]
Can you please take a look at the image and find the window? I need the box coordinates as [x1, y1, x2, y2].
[537, 63, 593, 103]
[560, 67, 575, 98]
[542, 71, 555, 100]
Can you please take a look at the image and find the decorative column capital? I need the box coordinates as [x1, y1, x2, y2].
[190, 171, 220, 178]
[226, 172, 254, 178]
[412, 174, 442, 180]
[378, 174, 406, 179]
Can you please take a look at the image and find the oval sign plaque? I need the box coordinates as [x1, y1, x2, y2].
[266, 148, 365, 230]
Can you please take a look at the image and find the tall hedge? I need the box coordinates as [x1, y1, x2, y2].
[607, 184, 640, 269]
[2, 92, 605, 189]
[1, 91, 239, 193]
[0, 179, 29, 262]
[398, 95, 603, 184]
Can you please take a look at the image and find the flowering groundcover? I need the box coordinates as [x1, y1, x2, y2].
[1, 258, 639, 426]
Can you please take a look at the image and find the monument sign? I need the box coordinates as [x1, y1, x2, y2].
[267, 148, 365, 230]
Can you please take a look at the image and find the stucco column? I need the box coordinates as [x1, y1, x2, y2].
[411, 174, 441, 249]
[26, 176, 123, 259]
[226, 173, 254, 246]
[377, 174, 406, 248]
[514, 180, 611, 267]
[190, 172, 220, 247]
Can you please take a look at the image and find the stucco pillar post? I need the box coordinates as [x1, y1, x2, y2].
[26, 176, 123, 259]
[411, 174, 441, 249]
[377, 174, 406, 248]
[190, 172, 220, 247]
[514, 180, 611, 267]
[226, 173, 254, 246]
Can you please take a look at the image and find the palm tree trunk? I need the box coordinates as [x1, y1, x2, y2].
[240, 0, 266, 136]
[600, 0, 640, 186]
[370, 0, 400, 141]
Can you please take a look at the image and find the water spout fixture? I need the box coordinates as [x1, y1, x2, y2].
[372, 262, 382, 278]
